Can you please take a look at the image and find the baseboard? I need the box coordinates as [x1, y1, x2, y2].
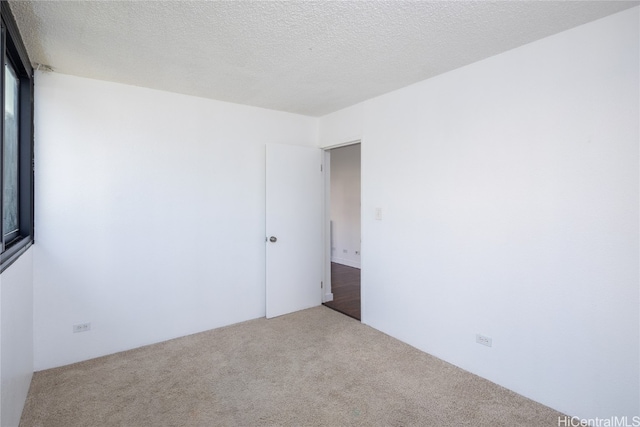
[323, 292, 334, 302]
[331, 257, 361, 269]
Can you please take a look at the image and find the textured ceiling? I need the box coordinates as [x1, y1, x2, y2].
[8, 1, 639, 117]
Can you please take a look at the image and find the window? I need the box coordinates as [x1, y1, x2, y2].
[0, 3, 33, 272]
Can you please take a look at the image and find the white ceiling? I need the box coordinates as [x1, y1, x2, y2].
[8, 1, 639, 117]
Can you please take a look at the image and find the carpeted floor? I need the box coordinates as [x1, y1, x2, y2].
[20, 306, 564, 426]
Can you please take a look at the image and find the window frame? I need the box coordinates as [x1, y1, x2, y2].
[0, 2, 34, 273]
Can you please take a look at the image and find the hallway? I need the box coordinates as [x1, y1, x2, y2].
[323, 263, 361, 320]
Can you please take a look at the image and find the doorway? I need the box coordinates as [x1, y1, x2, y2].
[322, 143, 361, 320]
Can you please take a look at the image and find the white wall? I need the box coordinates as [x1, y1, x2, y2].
[320, 7, 639, 421]
[319, 103, 363, 148]
[330, 144, 361, 268]
[34, 72, 317, 370]
[0, 248, 34, 427]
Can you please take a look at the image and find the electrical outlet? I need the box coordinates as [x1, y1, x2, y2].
[476, 334, 492, 347]
[375, 207, 383, 220]
[73, 323, 91, 333]
[343, 249, 348, 253]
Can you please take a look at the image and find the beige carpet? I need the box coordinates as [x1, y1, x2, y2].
[20, 306, 564, 426]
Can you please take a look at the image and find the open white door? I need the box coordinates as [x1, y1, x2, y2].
[266, 143, 323, 318]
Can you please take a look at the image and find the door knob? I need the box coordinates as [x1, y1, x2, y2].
[269, 236, 277, 243]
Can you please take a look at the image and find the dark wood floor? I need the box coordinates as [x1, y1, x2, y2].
[323, 262, 361, 320]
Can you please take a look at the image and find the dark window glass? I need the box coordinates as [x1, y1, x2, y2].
[0, 2, 34, 271]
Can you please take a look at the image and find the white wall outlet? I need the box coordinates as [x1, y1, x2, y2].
[73, 323, 91, 333]
[375, 207, 383, 220]
[476, 334, 492, 347]
[343, 249, 348, 253]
